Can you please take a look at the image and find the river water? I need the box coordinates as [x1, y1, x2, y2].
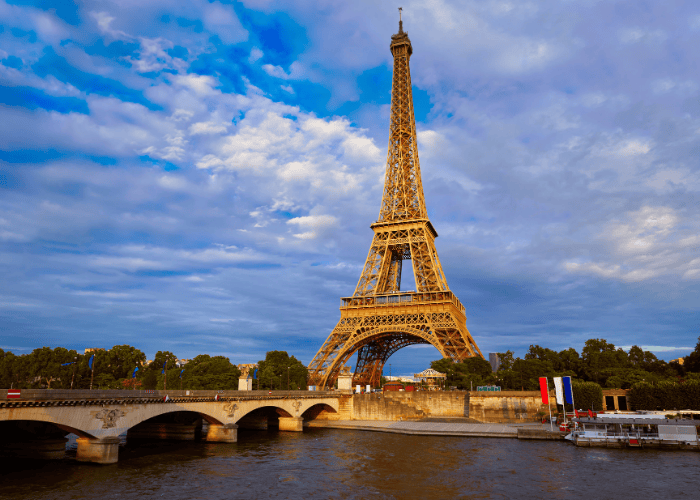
[1, 428, 698, 499]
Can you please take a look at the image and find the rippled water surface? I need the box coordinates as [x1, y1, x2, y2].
[1, 428, 699, 499]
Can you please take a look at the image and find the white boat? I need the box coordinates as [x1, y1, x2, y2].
[566, 412, 700, 450]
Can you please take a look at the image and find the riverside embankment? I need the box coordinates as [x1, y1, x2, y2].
[306, 419, 567, 440]
[306, 390, 567, 440]
[319, 390, 555, 424]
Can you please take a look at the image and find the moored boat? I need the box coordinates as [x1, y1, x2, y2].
[566, 412, 700, 450]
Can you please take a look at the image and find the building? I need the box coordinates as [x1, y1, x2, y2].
[84, 348, 105, 355]
[670, 357, 685, 365]
[414, 368, 446, 390]
[385, 376, 415, 383]
[488, 353, 500, 372]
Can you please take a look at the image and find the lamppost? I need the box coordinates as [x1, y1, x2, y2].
[70, 356, 77, 389]
[287, 367, 290, 391]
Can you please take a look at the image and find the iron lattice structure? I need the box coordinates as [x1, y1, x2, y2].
[307, 19, 483, 389]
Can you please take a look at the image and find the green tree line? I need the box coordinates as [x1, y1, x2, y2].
[431, 337, 699, 392]
[0, 346, 307, 390]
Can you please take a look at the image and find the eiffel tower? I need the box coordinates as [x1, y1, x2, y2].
[307, 14, 483, 389]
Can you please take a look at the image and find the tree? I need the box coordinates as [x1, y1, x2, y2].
[102, 345, 146, 380]
[503, 358, 556, 391]
[581, 339, 627, 384]
[525, 345, 560, 367]
[24, 346, 80, 389]
[142, 351, 179, 389]
[179, 355, 240, 390]
[257, 351, 307, 390]
[684, 336, 700, 373]
[628, 345, 645, 366]
[572, 381, 603, 411]
[558, 348, 582, 375]
[429, 357, 495, 390]
[496, 350, 514, 370]
[0, 349, 17, 388]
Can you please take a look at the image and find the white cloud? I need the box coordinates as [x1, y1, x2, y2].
[261, 62, 305, 80]
[618, 345, 693, 353]
[287, 215, 337, 239]
[173, 74, 220, 96]
[189, 121, 229, 135]
[565, 206, 700, 282]
[619, 27, 667, 44]
[201, 1, 248, 44]
[248, 47, 264, 63]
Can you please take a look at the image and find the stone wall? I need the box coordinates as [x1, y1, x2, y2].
[326, 391, 552, 423]
[350, 392, 469, 421]
[467, 391, 550, 423]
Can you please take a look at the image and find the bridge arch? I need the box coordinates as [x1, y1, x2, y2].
[301, 403, 338, 422]
[120, 405, 225, 433]
[0, 418, 97, 440]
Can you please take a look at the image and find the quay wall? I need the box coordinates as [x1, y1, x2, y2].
[323, 391, 551, 423]
[468, 391, 550, 424]
[351, 392, 469, 421]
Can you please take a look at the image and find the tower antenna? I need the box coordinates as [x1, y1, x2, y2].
[398, 7, 403, 33]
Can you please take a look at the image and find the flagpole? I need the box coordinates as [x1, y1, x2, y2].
[70, 357, 77, 389]
[90, 354, 95, 390]
[548, 384, 553, 432]
[571, 381, 577, 427]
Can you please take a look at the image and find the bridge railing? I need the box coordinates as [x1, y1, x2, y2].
[0, 389, 341, 401]
[341, 290, 465, 314]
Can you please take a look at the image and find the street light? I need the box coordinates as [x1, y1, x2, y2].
[287, 367, 290, 391]
[70, 356, 77, 389]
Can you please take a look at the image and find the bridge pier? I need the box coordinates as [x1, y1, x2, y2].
[76, 437, 120, 464]
[278, 417, 303, 432]
[206, 423, 237, 443]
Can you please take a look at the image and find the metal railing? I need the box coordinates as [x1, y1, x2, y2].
[341, 291, 465, 314]
[0, 389, 338, 401]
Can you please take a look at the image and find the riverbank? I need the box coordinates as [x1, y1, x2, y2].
[305, 418, 568, 440]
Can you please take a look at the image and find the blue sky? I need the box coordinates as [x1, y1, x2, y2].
[1, 0, 699, 376]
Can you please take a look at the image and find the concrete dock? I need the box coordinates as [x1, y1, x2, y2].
[306, 419, 568, 440]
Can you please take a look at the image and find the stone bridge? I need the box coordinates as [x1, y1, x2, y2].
[0, 389, 347, 464]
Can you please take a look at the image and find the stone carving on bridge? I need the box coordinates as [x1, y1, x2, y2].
[237, 364, 256, 379]
[224, 402, 238, 418]
[93, 408, 127, 429]
[292, 400, 302, 415]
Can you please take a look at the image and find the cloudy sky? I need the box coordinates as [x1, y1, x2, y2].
[1, 0, 699, 375]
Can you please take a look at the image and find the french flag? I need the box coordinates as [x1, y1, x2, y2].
[539, 377, 549, 404]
